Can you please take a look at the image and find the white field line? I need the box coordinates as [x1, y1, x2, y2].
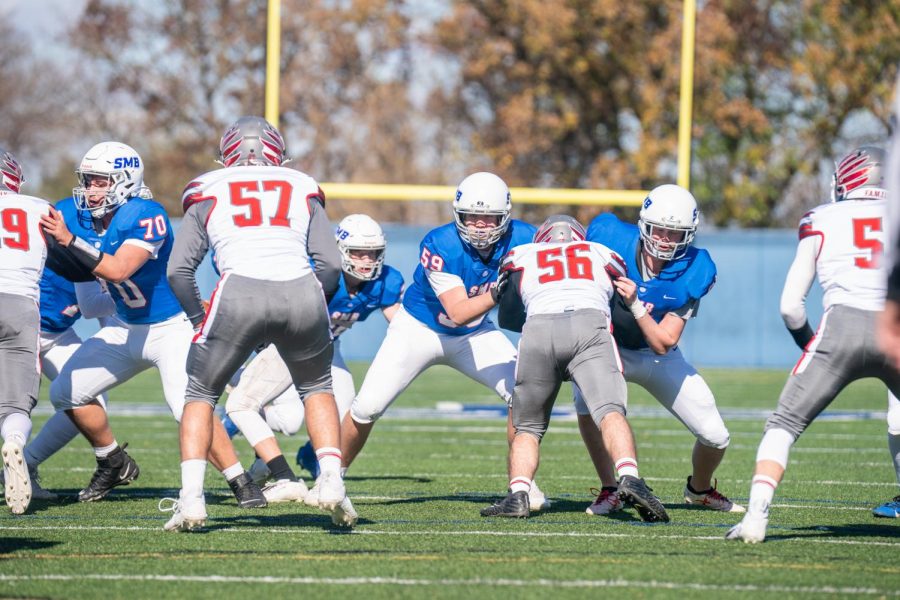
[0, 573, 897, 595]
[0, 526, 898, 549]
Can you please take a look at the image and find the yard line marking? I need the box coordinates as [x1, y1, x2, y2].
[0, 573, 897, 594]
[0, 526, 896, 547]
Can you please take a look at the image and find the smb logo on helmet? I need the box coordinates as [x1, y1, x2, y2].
[113, 156, 141, 169]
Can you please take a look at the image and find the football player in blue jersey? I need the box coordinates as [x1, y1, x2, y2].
[40, 142, 265, 507]
[220, 214, 404, 504]
[338, 172, 551, 511]
[19, 215, 116, 499]
[575, 184, 744, 516]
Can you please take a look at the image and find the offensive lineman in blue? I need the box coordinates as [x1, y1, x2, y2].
[337, 172, 551, 511]
[575, 184, 745, 516]
[40, 142, 265, 507]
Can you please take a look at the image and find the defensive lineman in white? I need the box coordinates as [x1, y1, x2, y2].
[166, 116, 350, 530]
[337, 172, 552, 511]
[727, 146, 900, 543]
[0, 148, 50, 515]
[481, 215, 668, 522]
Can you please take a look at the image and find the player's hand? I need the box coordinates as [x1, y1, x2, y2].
[613, 276, 638, 305]
[201, 299, 210, 313]
[40, 207, 75, 246]
[490, 269, 510, 303]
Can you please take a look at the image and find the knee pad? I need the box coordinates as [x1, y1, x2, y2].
[350, 399, 383, 425]
[888, 398, 900, 436]
[225, 385, 263, 416]
[264, 399, 304, 436]
[49, 377, 74, 411]
[696, 428, 730, 450]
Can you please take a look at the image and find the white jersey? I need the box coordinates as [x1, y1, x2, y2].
[0, 192, 49, 301]
[505, 241, 623, 317]
[801, 199, 887, 311]
[185, 165, 320, 281]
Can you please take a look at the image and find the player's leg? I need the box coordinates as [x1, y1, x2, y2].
[630, 347, 739, 511]
[50, 320, 144, 502]
[0, 295, 40, 514]
[481, 315, 560, 518]
[874, 391, 900, 517]
[728, 308, 858, 542]
[343, 308, 442, 471]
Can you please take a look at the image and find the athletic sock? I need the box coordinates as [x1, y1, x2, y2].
[615, 457, 639, 479]
[266, 455, 297, 481]
[316, 447, 342, 475]
[182, 459, 207, 500]
[221, 462, 244, 482]
[748, 474, 777, 514]
[509, 477, 531, 494]
[93, 441, 118, 459]
[0, 413, 31, 448]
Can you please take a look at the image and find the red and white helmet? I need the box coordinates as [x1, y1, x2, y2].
[533, 214, 586, 243]
[218, 116, 287, 167]
[335, 214, 386, 281]
[831, 145, 886, 202]
[0, 148, 24, 193]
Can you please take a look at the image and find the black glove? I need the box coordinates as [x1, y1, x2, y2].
[788, 321, 814, 349]
[491, 269, 510, 303]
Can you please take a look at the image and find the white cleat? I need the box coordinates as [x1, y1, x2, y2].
[684, 477, 745, 513]
[248, 458, 272, 486]
[725, 507, 769, 544]
[585, 487, 623, 516]
[529, 481, 551, 512]
[2, 441, 31, 515]
[262, 478, 309, 503]
[160, 494, 207, 532]
[303, 479, 321, 508]
[315, 471, 346, 512]
[331, 495, 358, 527]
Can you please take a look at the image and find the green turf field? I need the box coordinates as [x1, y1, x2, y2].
[2, 365, 898, 598]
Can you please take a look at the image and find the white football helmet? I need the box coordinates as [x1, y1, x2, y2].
[219, 116, 287, 167]
[638, 184, 699, 261]
[0, 148, 24, 193]
[74, 142, 144, 217]
[831, 145, 886, 202]
[335, 214, 386, 281]
[453, 172, 512, 250]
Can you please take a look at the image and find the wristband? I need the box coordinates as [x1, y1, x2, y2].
[67, 235, 104, 271]
[629, 298, 648, 319]
[788, 321, 814, 349]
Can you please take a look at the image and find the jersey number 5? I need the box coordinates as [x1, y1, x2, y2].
[536, 243, 593, 283]
[229, 180, 294, 228]
[852, 217, 882, 269]
[0, 208, 29, 251]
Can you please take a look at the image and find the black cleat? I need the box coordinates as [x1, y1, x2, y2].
[480, 490, 530, 518]
[78, 444, 140, 502]
[617, 475, 669, 523]
[229, 471, 268, 508]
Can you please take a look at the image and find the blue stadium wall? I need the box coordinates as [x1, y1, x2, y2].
[76, 223, 822, 369]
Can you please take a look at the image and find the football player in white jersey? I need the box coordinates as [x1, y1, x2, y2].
[0, 148, 52, 514]
[338, 172, 553, 512]
[481, 216, 668, 522]
[165, 116, 350, 531]
[727, 146, 900, 542]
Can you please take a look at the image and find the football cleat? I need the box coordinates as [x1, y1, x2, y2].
[228, 471, 268, 508]
[529, 481, 551, 511]
[617, 475, 669, 523]
[872, 495, 900, 518]
[303, 478, 321, 507]
[160, 494, 207, 532]
[261, 478, 308, 503]
[248, 457, 272, 486]
[331, 495, 358, 527]
[28, 465, 58, 501]
[296, 440, 320, 479]
[683, 476, 746, 513]
[480, 490, 530, 518]
[586, 486, 623, 516]
[315, 471, 345, 512]
[725, 504, 769, 543]
[2, 440, 31, 515]
[78, 444, 139, 502]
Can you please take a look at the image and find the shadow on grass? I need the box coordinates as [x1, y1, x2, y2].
[780, 522, 900, 540]
[0, 537, 61, 553]
[194, 512, 373, 533]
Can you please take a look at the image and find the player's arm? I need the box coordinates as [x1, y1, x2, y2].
[614, 276, 686, 354]
[437, 282, 497, 326]
[40, 207, 151, 283]
[166, 202, 211, 327]
[307, 197, 341, 301]
[779, 234, 818, 349]
[74, 280, 116, 319]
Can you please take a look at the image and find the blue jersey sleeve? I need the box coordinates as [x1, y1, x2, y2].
[379, 266, 405, 306]
[119, 203, 170, 246]
[683, 248, 717, 300]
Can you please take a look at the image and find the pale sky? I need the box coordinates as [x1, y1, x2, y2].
[8, 0, 88, 56]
